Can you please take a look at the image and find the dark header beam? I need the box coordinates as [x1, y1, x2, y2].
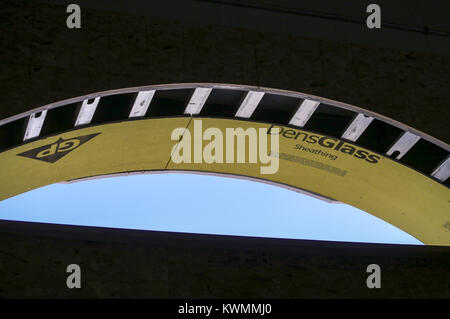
[0, 220, 448, 298]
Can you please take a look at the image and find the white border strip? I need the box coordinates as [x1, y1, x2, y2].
[129, 90, 155, 118]
[75, 97, 100, 127]
[184, 88, 212, 115]
[341, 113, 374, 142]
[289, 99, 320, 127]
[235, 91, 265, 118]
[23, 110, 48, 141]
[386, 132, 421, 160]
[431, 156, 450, 182]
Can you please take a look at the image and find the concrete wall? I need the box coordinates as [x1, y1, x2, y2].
[0, 220, 448, 298]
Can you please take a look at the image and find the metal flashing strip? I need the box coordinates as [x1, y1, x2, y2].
[341, 113, 374, 142]
[129, 90, 155, 118]
[24, 110, 48, 141]
[289, 99, 320, 127]
[235, 91, 265, 118]
[184, 88, 213, 115]
[75, 97, 101, 127]
[386, 132, 421, 160]
[431, 156, 450, 182]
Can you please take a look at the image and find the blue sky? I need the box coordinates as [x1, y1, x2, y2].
[0, 173, 422, 245]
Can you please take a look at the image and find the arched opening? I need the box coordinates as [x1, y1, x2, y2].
[0, 172, 422, 245]
[0, 84, 448, 245]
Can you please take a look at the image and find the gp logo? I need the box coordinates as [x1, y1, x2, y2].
[17, 133, 100, 163]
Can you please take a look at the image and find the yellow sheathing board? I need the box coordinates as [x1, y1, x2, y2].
[0, 117, 448, 245]
[0, 118, 190, 201]
[167, 118, 449, 246]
